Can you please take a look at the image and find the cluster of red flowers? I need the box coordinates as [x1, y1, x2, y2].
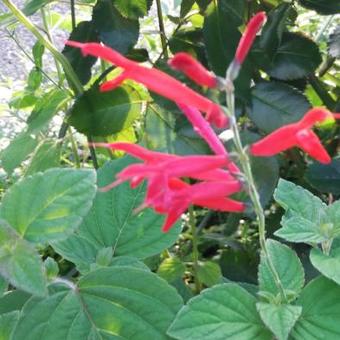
[68, 12, 339, 232]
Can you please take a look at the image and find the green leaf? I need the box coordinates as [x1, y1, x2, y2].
[260, 3, 290, 60]
[0, 311, 19, 340]
[305, 158, 340, 195]
[256, 303, 302, 340]
[25, 140, 61, 176]
[93, 0, 139, 54]
[202, 0, 241, 76]
[180, 0, 195, 17]
[275, 215, 328, 243]
[63, 21, 99, 85]
[0, 220, 47, 296]
[259, 239, 304, 300]
[26, 89, 69, 133]
[0, 168, 96, 243]
[157, 257, 186, 282]
[109, 256, 150, 271]
[298, 0, 340, 15]
[44, 257, 59, 281]
[291, 276, 340, 339]
[32, 41, 44, 68]
[0, 131, 39, 175]
[197, 261, 222, 287]
[274, 179, 326, 223]
[13, 267, 183, 339]
[69, 84, 142, 137]
[168, 283, 271, 340]
[113, 0, 151, 19]
[0, 290, 31, 315]
[250, 82, 311, 133]
[310, 244, 340, 285]
[27, 67, 42, 91]
[144, 103, 210, 155]
[54, 157, 181, 272]
[267, 32, 322, 80]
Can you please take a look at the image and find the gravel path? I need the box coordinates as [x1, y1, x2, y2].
[0, 0, 70, 82]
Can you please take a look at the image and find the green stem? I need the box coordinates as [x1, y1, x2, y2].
[87, 136, 99, 169]
[155, 0, 169, 59]
[225, 80, 287, 302]
[70, 0, 76, 30]
[3, 0, 83, 95]
[40, 7, 64, 86]
[189, 205, 202, 293]
[68, 127, 81, 168]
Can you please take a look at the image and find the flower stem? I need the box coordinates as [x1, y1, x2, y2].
[225, 80, 287, 302]
[189, 205, 202, 293]
[155, 0, 169, 59]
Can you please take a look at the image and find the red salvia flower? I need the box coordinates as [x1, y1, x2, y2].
[168, 52, 217, 88]
[66, 41, 227, 128]
[250, 108, 338, 164]
[235, 12, 267, 65]
[91, 142, 245, 232]
[177, 104, 240, 173]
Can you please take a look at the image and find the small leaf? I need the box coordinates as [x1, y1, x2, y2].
[157, 257, 186, 282]
[0, 220, 47, 296]
[259, 239, 304, 300]
[298, 0, 340, 15]
[274, 179, 326, 223]
[168, 283, 271, 340]
[0, 168, 97, 243]
[310, 244, 340, 285]
[69, 84, 142, 137]
[0, 131, 39, 175]
[267, 32, 322, 80]
[13, 267, 183, 339]
[0, 290, 31, 315]
[275, 215, 328, 243]
[305, 158, 340, 195]
[44, 257, 59, 281]
[250, 82, 311, 133]
[291, 276, 340, 339]
[25, 140, 61, 176]
[256, 303, 302, 340]
[95, 247, 113, 267]
[197, 261, 222, 287]
[63, 21, 99, 85]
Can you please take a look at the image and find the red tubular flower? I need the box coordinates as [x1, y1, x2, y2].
[168, 53, 217, 88]
[177, 104, 240, 173]
[235, 12, 267, 65]
[250, 108, 338, 164]
[66, 41, 227, 128]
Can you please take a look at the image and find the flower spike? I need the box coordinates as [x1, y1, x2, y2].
[168, 53, 217, 88]
[66, 41, 227, 128]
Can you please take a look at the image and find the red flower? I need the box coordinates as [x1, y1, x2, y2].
[177, 104, 240, 173]
[250, 108, 337, 164]
[91, 142, 245, 231]
[235, 12, 266, 65]
[66, 41, 227, 128]
[168, 53, 217, 88]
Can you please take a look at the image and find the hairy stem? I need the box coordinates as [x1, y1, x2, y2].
[225, 80, 287, 302]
